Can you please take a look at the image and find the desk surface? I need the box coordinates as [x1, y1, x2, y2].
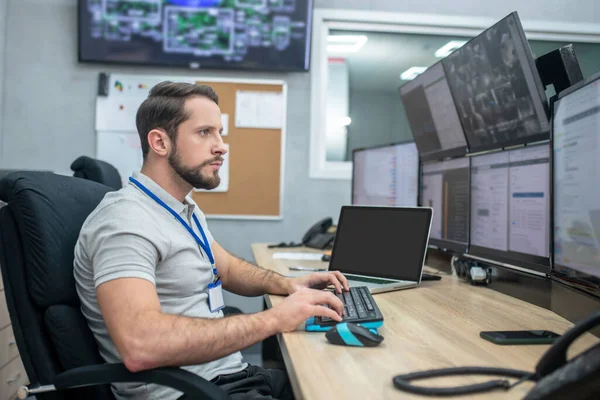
[252, 243, 599, 400]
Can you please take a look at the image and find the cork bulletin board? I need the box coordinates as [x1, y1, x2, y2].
[95, 73, 286, 220]
[191, 80, 286, 219]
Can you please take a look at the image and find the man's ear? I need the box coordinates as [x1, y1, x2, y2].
[147, 129, 171, 157]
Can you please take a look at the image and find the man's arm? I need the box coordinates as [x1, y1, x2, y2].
[212, 241, 292, 296]
[213, 241, 350, 296]
[86, 205, 344, 373]
[96, 277, 344, 373]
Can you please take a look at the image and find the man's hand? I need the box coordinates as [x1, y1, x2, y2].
[289, 271, 350, 294]
[268, 288, 345, 333]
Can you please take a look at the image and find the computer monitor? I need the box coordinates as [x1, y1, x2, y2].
[469, 144, 550, 273]
[399, 61, 469, 161]
[552, 72, 600, 298]
[419, 156, 470, 253]
[352, 141, 419, 207]
[442, 12, 550, 153]
[78, 0, 313, 72]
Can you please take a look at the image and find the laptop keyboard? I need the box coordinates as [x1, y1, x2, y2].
[317, 286, 382, 325]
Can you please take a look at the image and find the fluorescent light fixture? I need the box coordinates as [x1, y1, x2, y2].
[327, 35, 368, 53]
[341, 116, 352, 126]
[434, 40, 467, 58]
[400, 67, 427, 81]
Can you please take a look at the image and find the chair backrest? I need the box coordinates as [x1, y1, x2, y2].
[70, 156, 123, 190]
[0, 172, 114, 399]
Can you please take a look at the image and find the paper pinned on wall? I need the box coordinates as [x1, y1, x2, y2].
[235, 91, 283, 129]
[221, 113, 229, 136]
[96, 131, 143, 187]
[95, 96, 141, 132]
[194, 144, 230, 193]
[96, 74, 195, 132]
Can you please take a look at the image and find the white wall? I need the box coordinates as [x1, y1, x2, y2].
[0, 0, 599, 316]
[315, 0, 600, 24]
[0, 0, 7, 158]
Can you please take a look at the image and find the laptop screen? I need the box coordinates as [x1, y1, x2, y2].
[329, 206, 433, 282]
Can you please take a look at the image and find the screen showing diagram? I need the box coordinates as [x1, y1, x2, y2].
[80, 0, 312, 71]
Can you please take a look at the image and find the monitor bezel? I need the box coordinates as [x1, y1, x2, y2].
[419, 145, 469, 162]
[441, 11, 551, 154]
[77, 0, 314, 73]
[467, 142, 552, 274]
[469, 246, 550, 274]
[550, 71, 600, 298]
[428, 238, 469, 254]
[418, 156, 471, 255]
[351, 139, 420, 206]
[398, 59, 470, 161]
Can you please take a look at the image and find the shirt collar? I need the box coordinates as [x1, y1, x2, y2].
[130, 171, 194, 216]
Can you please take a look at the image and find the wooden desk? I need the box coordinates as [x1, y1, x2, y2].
[252, 243, 598, 400]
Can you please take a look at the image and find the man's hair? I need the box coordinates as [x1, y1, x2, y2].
[136, 81, 219, 158]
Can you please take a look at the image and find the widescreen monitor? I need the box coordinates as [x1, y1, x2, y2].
[442, 12, 549, 152]
[420, 156, 470, 253]
[469, 144, 550, 273]
[552, 72, 600, 298]
[399, 62, 469, 161]
[352, 141, 419, 207]
[79, 0, 313, 71]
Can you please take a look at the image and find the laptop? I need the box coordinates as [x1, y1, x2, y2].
[328, 205, 433, 294]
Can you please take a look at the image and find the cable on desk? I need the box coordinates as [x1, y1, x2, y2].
[393, 367, 536, 396]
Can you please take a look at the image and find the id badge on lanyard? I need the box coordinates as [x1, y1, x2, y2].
[129, 177, 224, 313]
[207, 278, 225, 313]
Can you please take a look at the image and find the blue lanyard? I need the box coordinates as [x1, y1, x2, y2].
[129, 177, 216, 276]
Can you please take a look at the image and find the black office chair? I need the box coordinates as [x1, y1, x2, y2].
[70, 156, 123, 190]
[0, 171, 229, 399]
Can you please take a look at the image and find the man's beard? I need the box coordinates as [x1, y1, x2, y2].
[168, 147, 222, 190]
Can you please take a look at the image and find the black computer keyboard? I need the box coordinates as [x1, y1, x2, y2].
[315, 286, 384, 327]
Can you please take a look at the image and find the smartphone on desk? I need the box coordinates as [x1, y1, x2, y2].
[480, 330, 561, 345]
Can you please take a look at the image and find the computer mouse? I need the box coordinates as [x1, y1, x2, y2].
[325, 322, 384, 347]
[321, 254, 331, 262]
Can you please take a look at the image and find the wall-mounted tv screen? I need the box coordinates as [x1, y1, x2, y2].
[79, 0, 313, 71]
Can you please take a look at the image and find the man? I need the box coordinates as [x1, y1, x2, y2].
[74, 81, 348, 400]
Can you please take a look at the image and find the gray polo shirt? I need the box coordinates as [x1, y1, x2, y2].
[74, 171, 246, 400]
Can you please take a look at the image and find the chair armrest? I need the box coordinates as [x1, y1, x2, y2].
[53, 363, 230, 399]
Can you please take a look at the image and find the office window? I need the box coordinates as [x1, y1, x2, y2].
[323, 30, 475, 167]
[324, 30, 471, 163]
[310, 10, 600, 180]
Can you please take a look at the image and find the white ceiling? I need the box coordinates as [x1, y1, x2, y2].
[328, 30, 470, 94]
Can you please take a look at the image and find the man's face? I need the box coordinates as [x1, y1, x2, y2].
[168, 96, 227, 190]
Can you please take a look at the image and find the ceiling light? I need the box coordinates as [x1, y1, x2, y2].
[400, 67, 427, 81]
[341, 117, 352, 126]
[434, 40, 467, 58]
[327, 35, 368, 53]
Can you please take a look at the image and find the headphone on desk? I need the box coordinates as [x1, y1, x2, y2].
[393, 311, 600, 399]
